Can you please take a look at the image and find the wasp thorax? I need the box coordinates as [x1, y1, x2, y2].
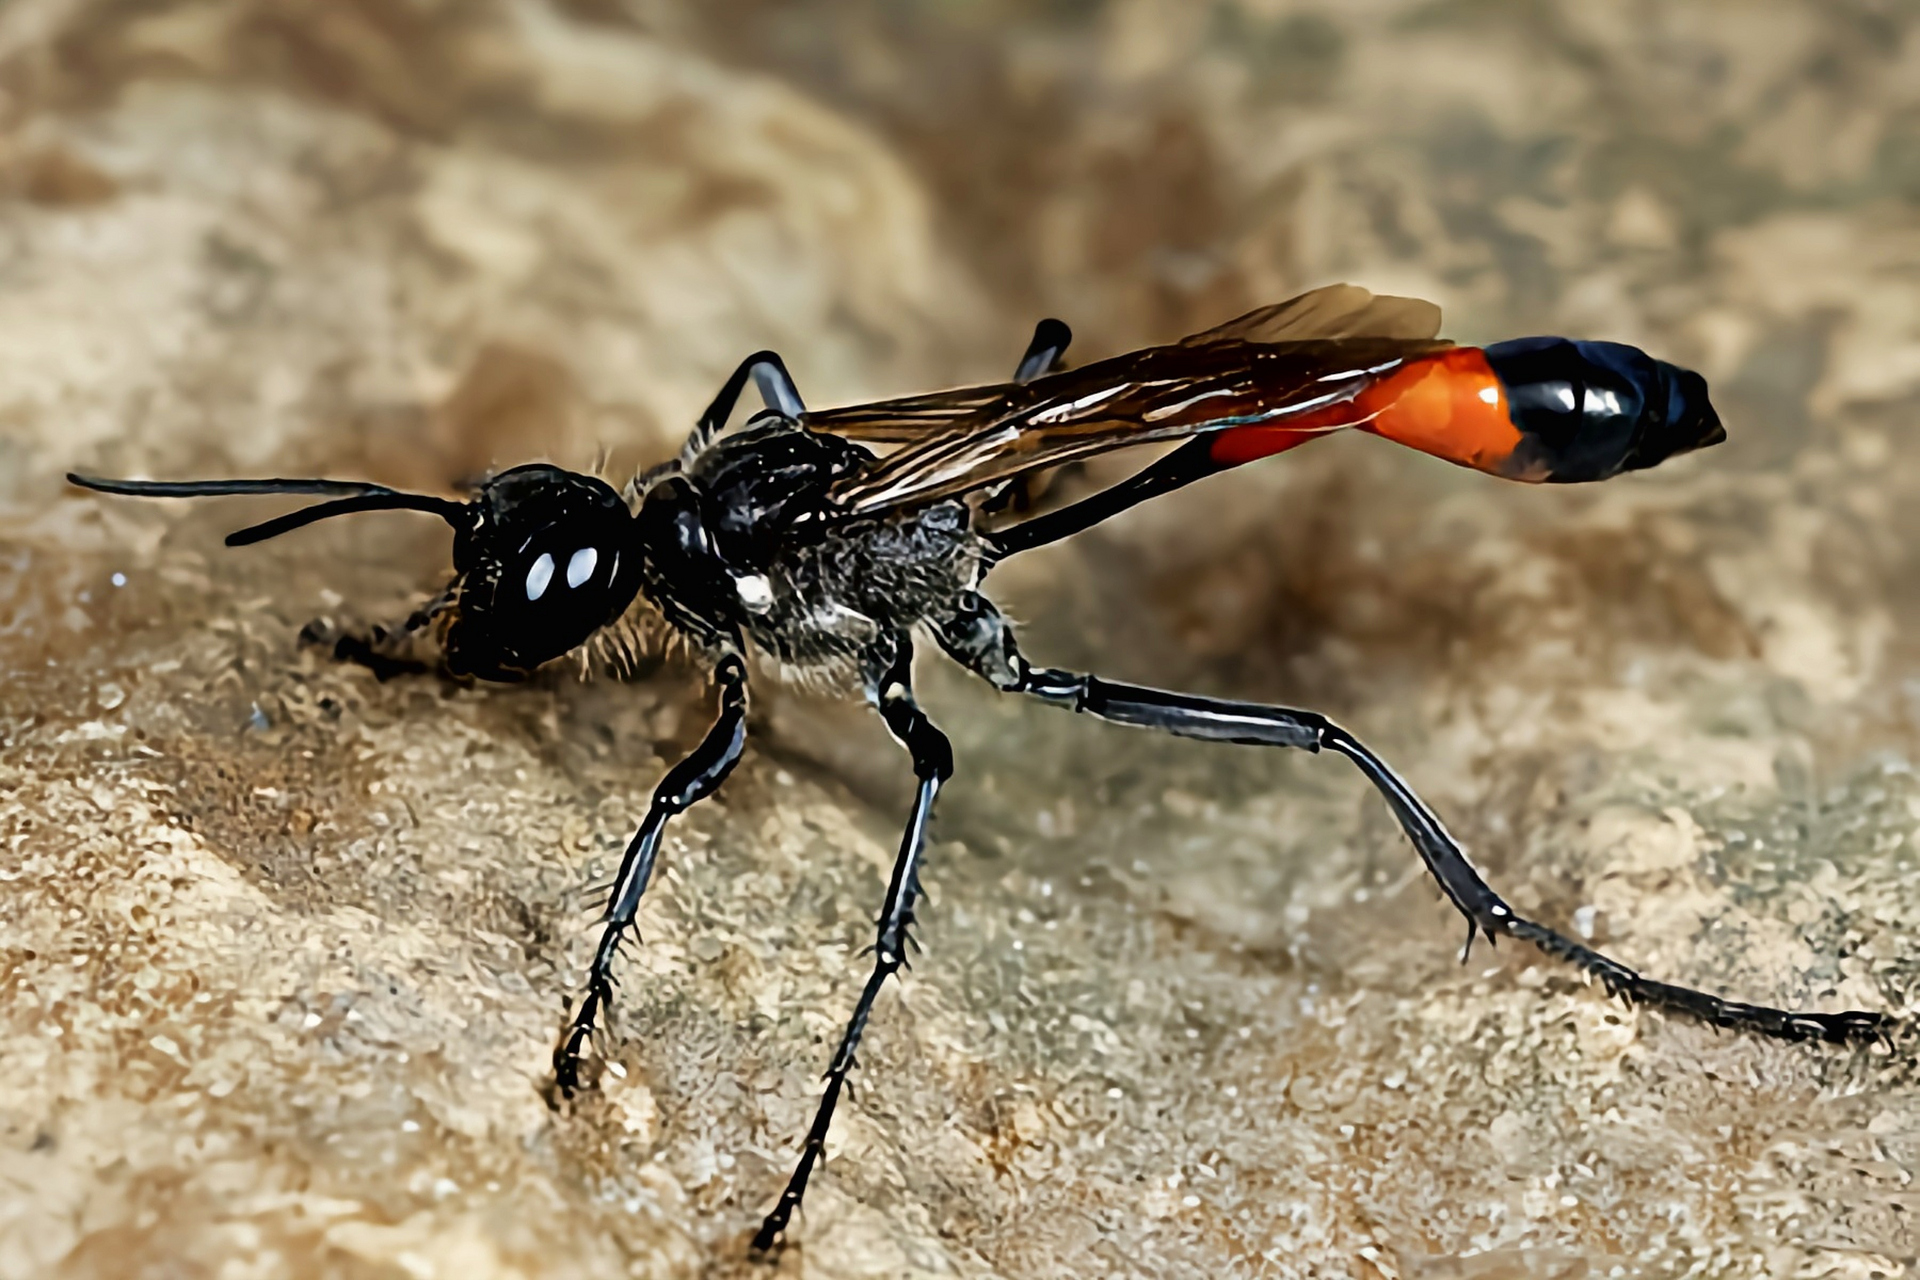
[631, 474, 739, 648]
[444, 465, 643, 681]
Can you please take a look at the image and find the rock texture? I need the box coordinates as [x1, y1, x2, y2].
[4, 2, 1920, 1276]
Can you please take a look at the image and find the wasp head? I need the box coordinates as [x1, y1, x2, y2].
[69, 463, 655, 682]
[443, 465, 645, 681]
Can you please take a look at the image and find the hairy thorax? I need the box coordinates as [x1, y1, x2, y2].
[746, 503, 982, 676]
[661, 417, 987, 683]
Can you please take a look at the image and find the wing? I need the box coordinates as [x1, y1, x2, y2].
[1177, 283, 1442, 346]
[798, 384, 1006, 444]
[813, 286, 1442, 447]
[808, 284, 1450, 514]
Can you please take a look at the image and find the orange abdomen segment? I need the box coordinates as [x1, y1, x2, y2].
[1208, 348, 1528, 477]
[1356, 348, 1527, 477]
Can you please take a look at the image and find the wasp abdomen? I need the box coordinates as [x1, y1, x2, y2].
[1206, 339, 1725, 485]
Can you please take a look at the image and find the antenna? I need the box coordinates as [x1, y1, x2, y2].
[67, 474, 468, 546]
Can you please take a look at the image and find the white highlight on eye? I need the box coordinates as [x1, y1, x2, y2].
[734, 572, 774, 612]
[1554, 383, 1577, 411]
[1478, 385, 1499, 405]
[525, 552, 555, 601]
[566, 547, 598, 588]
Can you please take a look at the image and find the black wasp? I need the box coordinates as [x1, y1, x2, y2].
[70, 285, 1891, 1250]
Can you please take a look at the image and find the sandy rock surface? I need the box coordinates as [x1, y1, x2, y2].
[3, 2, 1920, 1276]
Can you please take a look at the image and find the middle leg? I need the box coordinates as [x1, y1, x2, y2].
[753, 632, 953, 1252]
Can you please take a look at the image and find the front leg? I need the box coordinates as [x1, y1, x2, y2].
[934, 592, 1891, 1046]
[753, 633, 953, 1252]
[300, 586, 456, 682]
[301, 619, 432, 681]
[553, 653, 750, 1094]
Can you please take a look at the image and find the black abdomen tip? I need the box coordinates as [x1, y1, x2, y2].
[1484, 337, 1724, 483]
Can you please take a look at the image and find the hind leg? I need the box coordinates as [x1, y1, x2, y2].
[934, 592, 1890, 1045]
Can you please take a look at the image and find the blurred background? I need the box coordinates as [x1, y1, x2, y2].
[4, 2, 1920, 1277]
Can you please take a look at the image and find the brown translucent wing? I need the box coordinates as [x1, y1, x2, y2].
[821, 337, 1449, 512]
[1178, 283, 1442, 346]
[798, 384, 1005, 444]
[808, 285, 1449, 514]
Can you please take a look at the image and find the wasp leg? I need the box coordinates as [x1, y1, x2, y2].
[304, 585, 457, 680]
[552, 653, 749, 1095]
[753, 634, 952, 1253]
[1013, 317, 1072, 384]
[680, 351, 806, 460]
[933, 592, 1892, 1047]
[751, 355, 806, 419]
[311, 626, 431, 681]
[300, 589, 452, 682]
[979, 319, 1079, 519]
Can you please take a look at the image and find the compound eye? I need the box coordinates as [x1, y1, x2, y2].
[525, 552, 556, 601]
[566, 546, 598, 588]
